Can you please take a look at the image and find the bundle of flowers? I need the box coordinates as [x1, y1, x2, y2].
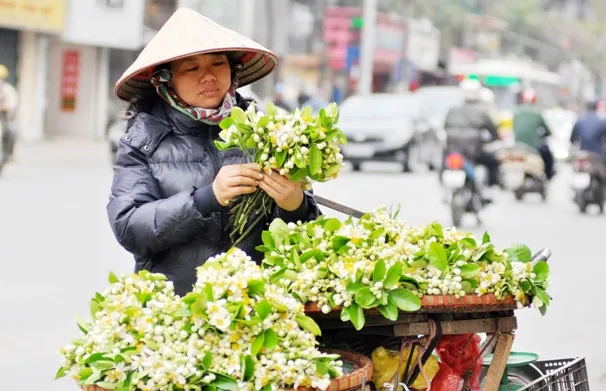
[215, 102, 346, 244]
[258, 207, 551, 330]
[56, 249, 343, 391]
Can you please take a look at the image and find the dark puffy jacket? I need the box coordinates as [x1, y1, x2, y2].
[107, 96, 320, 296]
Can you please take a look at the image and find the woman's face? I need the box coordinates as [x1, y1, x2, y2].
[169, 53, 232, 109]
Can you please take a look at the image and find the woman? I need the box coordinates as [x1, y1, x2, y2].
[108, 8, 320, 296]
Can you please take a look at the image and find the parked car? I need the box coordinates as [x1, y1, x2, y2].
[338, 93, 443, 172]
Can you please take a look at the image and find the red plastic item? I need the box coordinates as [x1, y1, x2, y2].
[432, 334, 483, 391]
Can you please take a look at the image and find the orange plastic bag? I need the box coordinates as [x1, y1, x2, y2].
[432, 334, 483, 391]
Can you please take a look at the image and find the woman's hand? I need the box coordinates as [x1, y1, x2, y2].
[212, 163, 264, 205]
[259, 170, 305, 211]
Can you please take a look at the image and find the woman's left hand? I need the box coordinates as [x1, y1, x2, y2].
[258, 170, 304, 211]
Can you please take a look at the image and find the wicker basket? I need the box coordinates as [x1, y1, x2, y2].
[79, 349, 373, 391]
[292, 349, 373, 391]
[305, 294, 526, 316]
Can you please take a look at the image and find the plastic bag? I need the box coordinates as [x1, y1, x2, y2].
[432, 334, 483, 391]
[429, 362, 463, 391]
[371, 346, 439, 391]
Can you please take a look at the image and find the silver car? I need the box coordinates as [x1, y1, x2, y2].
[338, 93, 441, 172]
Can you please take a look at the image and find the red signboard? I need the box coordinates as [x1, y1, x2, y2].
[60, 50, 79, 112]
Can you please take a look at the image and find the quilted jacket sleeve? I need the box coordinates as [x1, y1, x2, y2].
[107, 141, 212, 258]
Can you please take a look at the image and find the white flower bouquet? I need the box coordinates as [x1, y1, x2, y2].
[215, 102, 347, 244]
[56, 249, 344, 391]
[258, 207, 551, 330]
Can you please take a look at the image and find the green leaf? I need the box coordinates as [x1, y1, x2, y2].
[214, 140, 232, 150]
[316, 360, 329, 376]
[428, 222, 443, 238]
[384, 262, 403, 289]
[54, 366, 67, 380]
[235, 317, 262, 327]
[275, 150, 287, 167]
[191, 295, 208, 315]
[505, 245, 532, 263]
[340, 306, 351, 322]
[428, 242, 448, 272]
[316, 266, 329, 279]
[373, 259, 386, 282]
[324, 164, 342, 178]
[108, 271, 119, 284]
[482, 232, 491, 244]
[210, 373, 239, 390]
[355, 287, 377, 309]
[96, 382, 117, 390]
[121, 371, 133, 391]
[247, 280, 265, 296]
[251, 333, 265, 356]
[173, 306, 193, 318]
[461, 280, 478, 294]
[90, 298, 102, 317]
[459, 264, 481, 279]
[460, 238, 477, 248]
[263, 329, 279, 349]
[245, 137, 256, 149]
[534, 288, 550, 307]
[289, 167, 309, 181]
[539, 304, 548, 316]
[300, 249, 318, 263]
[84, 353, 108, 365]
[410, 259, 428, 269]
[532, 261, 549, 282]
[204, 283, 214, 302]
[332, 236, 350, 252]
[378, 302, 399, 321]
[399, 276, 420, 289]
[269, 219, 290, 246]
[230, 106, 247, 123]
[295, 315, 322, 336]
[323, 218, 342, 232]
[519, 279, 532, 293]
[261, 231, 275, 248]
[202, 351, 213, 369]
[346, 281, 366, 294]
[389, 288, 422, 312]
[256, 299, 271, 320]
[83, 370, 103, 385]
[76, 316, 90, 334]
[269, 268, 286, 284]
[309, 145, 322, 175]
[349, 303, 365, 331]
[257, 115, 269, 129]
[241, 355, 255, 381]
[219, 117, 234, 130]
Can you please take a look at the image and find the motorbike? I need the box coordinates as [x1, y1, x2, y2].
[497, 143, 548, 202]
[571, 150, 606, 214]
[441, 130, 493, 227]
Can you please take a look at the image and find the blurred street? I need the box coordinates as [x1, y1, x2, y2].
[0, 139, 604, 389]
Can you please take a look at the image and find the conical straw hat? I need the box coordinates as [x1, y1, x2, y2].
[114, 7, 278, 102]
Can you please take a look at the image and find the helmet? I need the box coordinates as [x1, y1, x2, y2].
[459, 78, 482, 102]
[0, 64, 8, 80]
[521, 88, 537, 104]
[479, 87, 495, 104]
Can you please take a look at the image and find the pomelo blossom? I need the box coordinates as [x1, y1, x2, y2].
[57, 249, 343, 391]
[215, 101, 346, 245]
[258, 207, 552, 330]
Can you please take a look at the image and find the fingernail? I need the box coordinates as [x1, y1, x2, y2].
[257, 174, 264, 179]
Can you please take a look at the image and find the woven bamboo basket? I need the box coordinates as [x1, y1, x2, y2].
[305, 294, 527, 317]
[79, 349, 372, 391]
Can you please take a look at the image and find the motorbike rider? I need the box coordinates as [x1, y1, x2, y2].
[570, 100, 606, 161]
[0, 64, 18, 161]
[444, 79, 501, 201]
[512, 88, 555, 179]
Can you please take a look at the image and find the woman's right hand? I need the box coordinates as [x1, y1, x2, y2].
[212, 163, 264, 206]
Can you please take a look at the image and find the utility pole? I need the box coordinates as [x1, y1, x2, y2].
[357, 0, 378, 95]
